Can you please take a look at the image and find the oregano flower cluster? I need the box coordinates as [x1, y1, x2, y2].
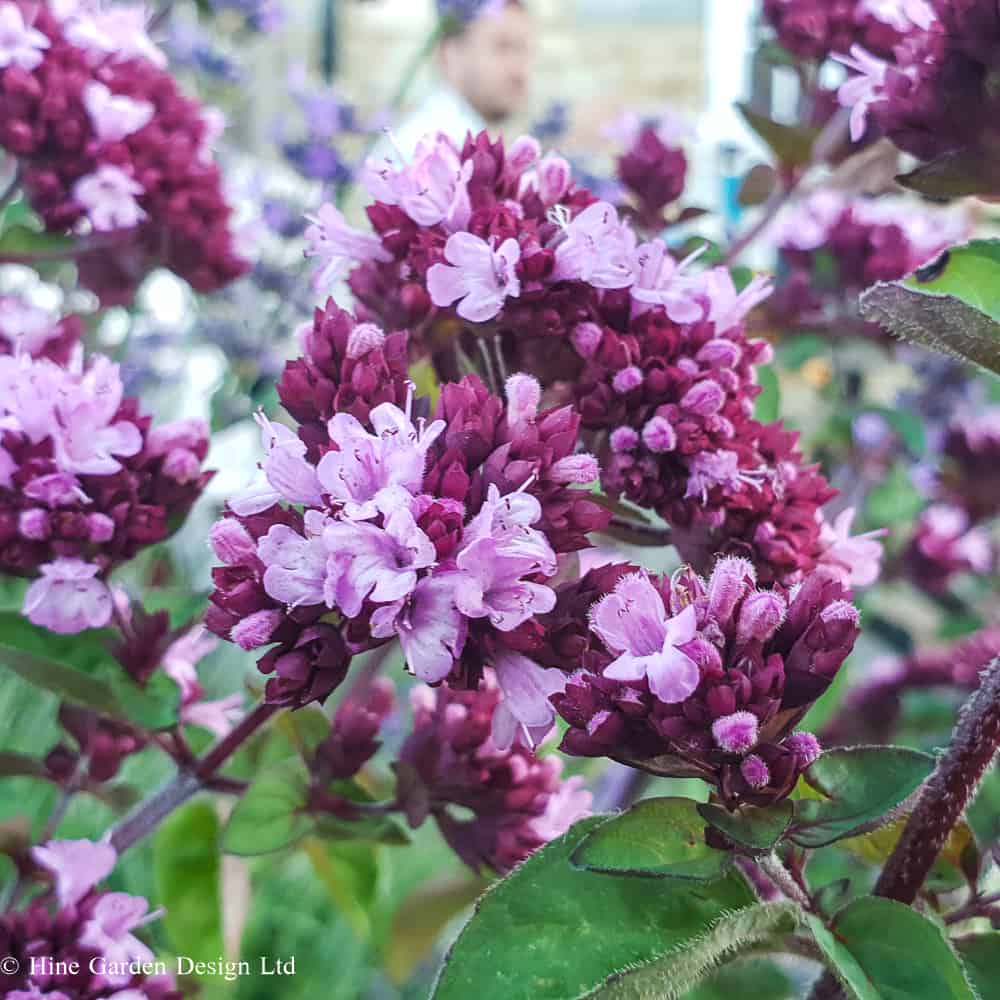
[0, 346, 211, 634]
[0, 0, 249, 304]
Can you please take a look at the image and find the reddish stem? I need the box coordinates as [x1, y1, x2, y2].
[874, 655, 1000, 904]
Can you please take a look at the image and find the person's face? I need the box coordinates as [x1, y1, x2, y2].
[441, 6, 532, 123]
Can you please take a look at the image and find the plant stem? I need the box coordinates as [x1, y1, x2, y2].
[809, 656, 1000, 1000]
[944, 889, 1000, 925]
[758, 852, 814, 911]
[108, 701, 278, 855]
[604, 516, 672, 547]
[874, 655, 1000, 905]
[0, 231, 135, 265]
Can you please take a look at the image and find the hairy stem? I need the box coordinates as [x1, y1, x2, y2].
[109, 701, 278, 855]
[758, 853, 814, 912]
[603, 516, 672, 547]
[808, 656, 1000, 1000]
[874, 655, 1000, 904]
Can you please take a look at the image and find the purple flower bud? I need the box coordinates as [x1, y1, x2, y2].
[736, 590, 787, 643]
[549, 453, 599, 485]
[537, 153, 571, 204]
[610, 426, 639, 453]
[162, 447, 201, 483]
[146, 417, 209, 456]
[571, 322, 603, 359]
[696, 339, 742, 367]
[505, 372, 541, 429]
[210, 517, 257, 565]
[613, 366, 643, 395]
[681, 379, 726, 417]
[641, 415, 677, 453]
[87, 513, 115, 543]
[231, 608, 284, 650]
[740, 753, 770, 790]
[711, 711, 759, 753]
[18, 509, 50, 540]
[508, 134, 541, 173]
[345, 322, 386, 359]
[785, 731, 822, 768]
[707, 556, 755, 622]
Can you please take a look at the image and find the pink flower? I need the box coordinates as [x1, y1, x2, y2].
[82, 81, 153, 143]
[31, 838, 117, 907]
[364, 133, 473, 230]
[427, 233, 522, 323]
[590, 573, 701, 704]
[0, 3, 50, 71]
[230, 414, 322, 515]
[858, 0, 934, 31]
[258, 515, 328, 608]
[79, 892, 158, 985]
[525, 772, 592, 843]
[490, 648, 566, 749]
[23, 559, 112, 634]
[182, 693, 243, 738]
[629, 240, 705, 323]
[73, 165, 146, 232]
[52, 357, 142, 475]
[323, 507, 437, 617]
[317, 400, 445, 520]
[698, 268, 774, 331]
[63, 3, 166, 68]
[162, 626, 219, 700]
[371, 573, 467, 682]
[304, 202, 391, 292]
[451, 538, 557, 631]
[684, 450, 763, 502]
[835, 45, 891, 142]
[818, 507, 888, 588]
[550, 201, 636, 289]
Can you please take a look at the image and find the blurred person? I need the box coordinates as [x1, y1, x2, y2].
[393, 0, 533, 156]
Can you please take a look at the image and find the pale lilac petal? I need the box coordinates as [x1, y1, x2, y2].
[645, 646, 701, 703]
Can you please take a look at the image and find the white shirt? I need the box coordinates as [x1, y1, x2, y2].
[391, 85, 488, 160]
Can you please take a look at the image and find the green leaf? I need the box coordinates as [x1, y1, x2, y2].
[754, 365, 781, 423]
[432, 815, 757, 1000]
[584, 902, 802, 1000]
[954, 934, 1000, 1000]
[788, 747, 935, 848]
[681, 958, 795, 1000]
[807, 897, 976, 1000]
[0, 224, 75, 257]
[314, 778, 410, 846]
[736, 103, 821, 168]
[0, 613, 179, 729]
[221, 759, 314, 856]
[896, 150, 1000, 199]
[571, 798, 730, 880]
[697, 801, 793, 854]
[154, 801, 224, 968]
[861, 240, 1000, 376]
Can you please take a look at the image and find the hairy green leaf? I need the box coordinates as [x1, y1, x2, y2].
[571, 798, 730, 880]
[807, 897, 976, 1000]
[697, 801, 793, 853]
[584, 902, 802, 1000]
[432, 816, 756, 1000]
[789, 747, 935, 848]
[954, 933, 1000, 1000]
[861, 240, 1000, 376]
